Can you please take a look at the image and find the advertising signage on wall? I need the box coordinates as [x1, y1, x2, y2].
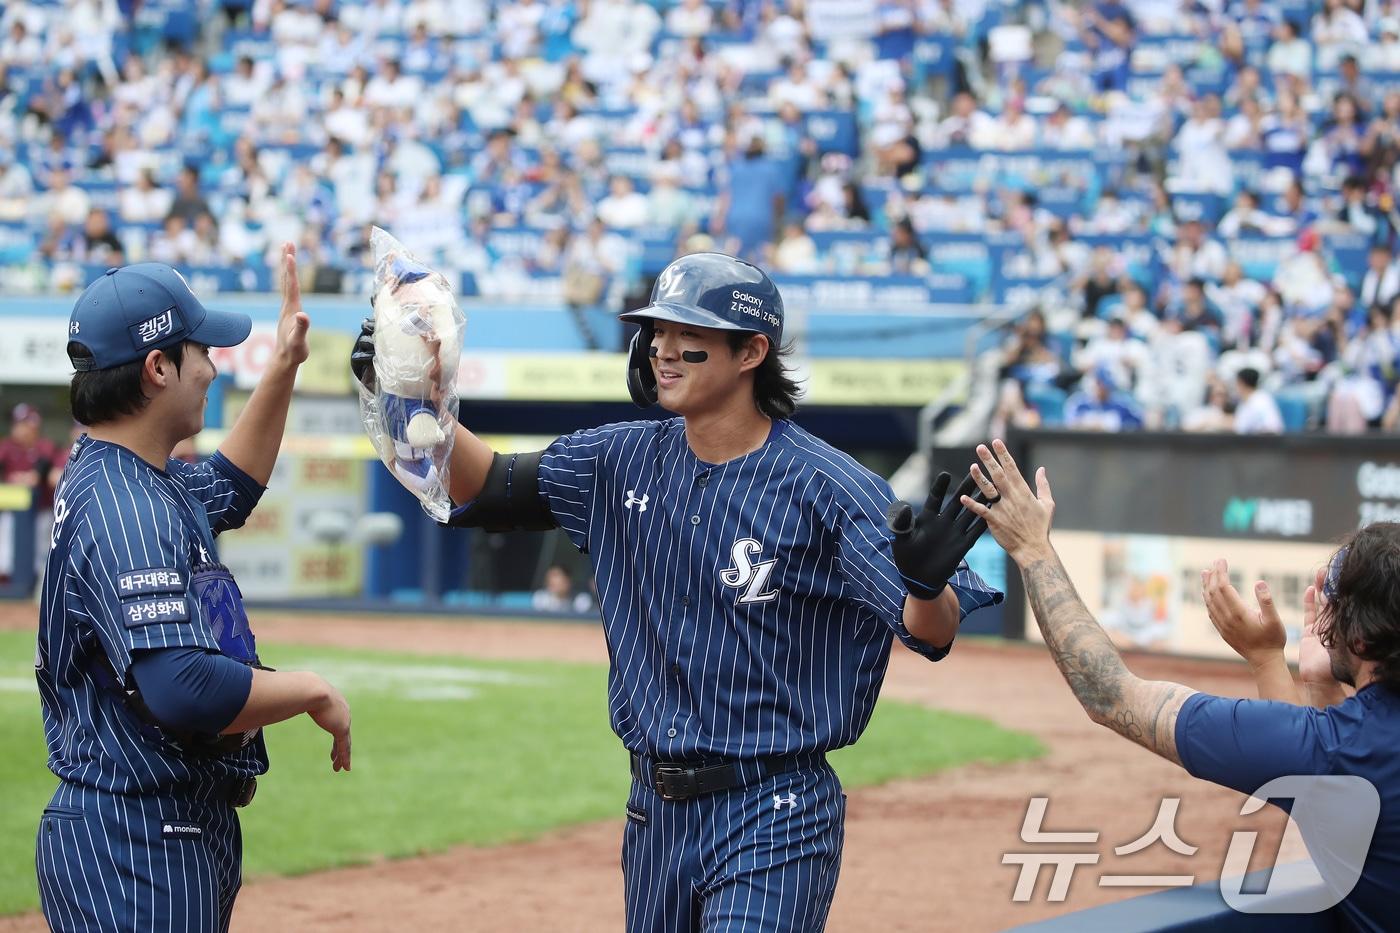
[1013, 431, 1400, 660]
[1028, 431, 1400, 543]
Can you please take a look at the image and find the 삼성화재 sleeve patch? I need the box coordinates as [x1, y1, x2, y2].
[117, 568, 186, 598]
[122, 597, 190, 628]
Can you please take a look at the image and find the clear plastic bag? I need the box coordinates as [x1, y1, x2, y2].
[358, 227, 466, 522]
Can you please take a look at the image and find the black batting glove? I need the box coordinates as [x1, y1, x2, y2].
[886, 471, 992, 601]
[350, 317, 376, 392]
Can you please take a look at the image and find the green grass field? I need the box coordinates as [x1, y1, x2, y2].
[0, 629, 1042, 916]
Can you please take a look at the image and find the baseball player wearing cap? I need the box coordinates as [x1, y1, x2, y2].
[352, 252, 1001, 931]
[35, 248, 351, 933]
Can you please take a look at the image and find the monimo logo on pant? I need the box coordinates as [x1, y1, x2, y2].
[161, 821, 203, 839]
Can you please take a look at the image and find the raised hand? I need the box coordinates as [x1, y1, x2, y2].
[887, 470, 990, 600]
[1201, 558, 1286, 667]
[274, 242, 310, 367]
[961, 439, 1054, 566]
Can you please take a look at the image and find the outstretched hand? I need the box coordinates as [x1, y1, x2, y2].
[1201, 558, 1287, 667]
[274, 242, 310, 367]
[960, 439, 1054, 565]
[887, 471, 990, 600]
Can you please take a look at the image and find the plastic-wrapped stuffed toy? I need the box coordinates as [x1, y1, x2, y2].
[358, 227, 466, 521]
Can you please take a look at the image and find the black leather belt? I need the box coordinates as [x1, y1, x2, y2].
[630, 752, 822, 802]
[220, 777, 257, 808]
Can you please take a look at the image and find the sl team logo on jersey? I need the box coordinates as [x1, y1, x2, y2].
[720, 538, 779, 604]
[624, 490, 649, 511]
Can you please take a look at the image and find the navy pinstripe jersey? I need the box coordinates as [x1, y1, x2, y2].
[538, 417, 1002, 761]
[35, 435, 268, 794]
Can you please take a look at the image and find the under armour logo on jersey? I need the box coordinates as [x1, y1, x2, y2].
[720, 538, 779, 604]
[773, 792, 799, 811]
[624, 490, 649, 512]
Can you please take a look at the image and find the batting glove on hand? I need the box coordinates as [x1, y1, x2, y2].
[350, 317, 376, 392]
[887, 472, 992, 601]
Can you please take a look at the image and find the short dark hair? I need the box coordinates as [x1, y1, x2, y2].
[1236, 366, 1260, 389]
[726, 331, 802, 420]
[69, 342, 186, 426]
[1317, 523, 1400, 693]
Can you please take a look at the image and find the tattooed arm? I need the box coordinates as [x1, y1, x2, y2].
[962, 440, 1197, 766]
[1020, 551, 1196, 763]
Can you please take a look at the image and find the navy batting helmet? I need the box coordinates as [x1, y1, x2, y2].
[619, 252, 785, 407]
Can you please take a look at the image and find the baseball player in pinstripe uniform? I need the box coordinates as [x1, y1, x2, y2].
[36, 247, 351, 933]
[353, 251, 1000, 931]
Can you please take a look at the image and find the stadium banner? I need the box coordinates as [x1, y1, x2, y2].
[217, 452, 368, 600]
[0, 319, 73, 385]
[1009, 430, 1400, 658]
[805, 0, 878, 40]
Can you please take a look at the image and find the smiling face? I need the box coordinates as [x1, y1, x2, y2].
[649, 321, 767, 417]
[153, 342, 217, 441]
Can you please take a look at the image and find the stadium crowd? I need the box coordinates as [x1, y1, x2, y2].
[3, 0, 1400, 431]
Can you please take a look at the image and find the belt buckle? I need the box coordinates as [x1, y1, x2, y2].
[652, 764, 696, 802]
[229, 777, 257, 808]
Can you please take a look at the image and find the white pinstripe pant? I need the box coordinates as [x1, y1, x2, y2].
[622, 764, 846, 933]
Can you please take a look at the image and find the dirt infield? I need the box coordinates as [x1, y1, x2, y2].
[0, 603, 1295, 933]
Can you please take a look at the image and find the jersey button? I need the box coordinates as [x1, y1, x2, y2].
[690, 515, 700, 525]
[680, 596, 690, 606]
[667, 728, 678, 738]
[697, 473, 709, 487]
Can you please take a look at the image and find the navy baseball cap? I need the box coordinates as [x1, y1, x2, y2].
[67, 264, 252, 372]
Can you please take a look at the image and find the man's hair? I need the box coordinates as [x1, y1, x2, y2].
[725, 331, 802, 420]
[69, 342, 186, 426]
[1318, 523, 1400, 693]
[1236, 367, 1260, 390]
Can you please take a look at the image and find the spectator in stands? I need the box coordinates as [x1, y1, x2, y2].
[771, 222, 819, 274]
[1000, 310, 1065, 389]
[1181, 376, 1235, 432]
[933, 91, 992, 148]
[1117, 281, 1160, 341]
[1274, 228, 1335, 315]
[887, 218, 929, 276]
[1233, 366, 1285, 433]
[1217, 189, 1294, 239]
[1075, 316, 1149, 392]
[1361, 244, 1400, 313]
[118, 167, 172, 223]
[974, 94, 1036, 151]
[1173, 96, 1233, 195]
[1172, 278, 1224, 337]
[166, 165, 211, 227]
[1332, 175, 1382, 237]
[0, 404, 64, 586]
[1168, 219, 1229, 284]
[532, 565, 593, 614]
[37, 167, 90, 227]
[1266, 19, 1313, 79]
[224, 55, 270, 108]
[1064, 367, 1144, 431]
[1362, 92, 1400, 176]
[1312, 0, 1368, 66]
[712, 133, 786, 261]
[597, 175, 649, 230]
[1, 20, 41, 67]
[644, 162, 696, 232]
[1329, 303, 1398, 434]
[1308, 96, 1367, 186]
[1208, 261, 1268, 349]
[74, 208, 124, 265]
[1367, 18, 1400, 71]
[1040, 102, 1096, 150]
[988, 379, 1043, 438]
